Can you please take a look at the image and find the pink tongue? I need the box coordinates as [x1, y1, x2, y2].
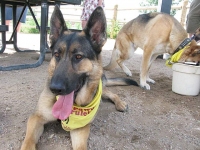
[52, 91, 74, 120]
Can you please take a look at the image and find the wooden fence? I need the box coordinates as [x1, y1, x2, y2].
[30, 0, 190, 38]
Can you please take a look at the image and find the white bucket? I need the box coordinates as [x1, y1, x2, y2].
[172, 63, 200, 96]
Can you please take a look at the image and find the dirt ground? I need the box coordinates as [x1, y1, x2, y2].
[0, 34, 200, 150]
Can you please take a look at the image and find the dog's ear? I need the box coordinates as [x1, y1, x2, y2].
[84, 6, 107, 53]
[49, 5, 68, 45]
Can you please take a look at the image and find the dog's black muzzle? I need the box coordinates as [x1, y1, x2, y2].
[50, 80, 67, 95]
[50, 73, 86, 96]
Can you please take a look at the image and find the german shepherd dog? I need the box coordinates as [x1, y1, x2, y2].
[21, 6, 138, 150]
[104, 13, 200, 90]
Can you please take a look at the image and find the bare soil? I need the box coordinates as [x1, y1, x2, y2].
[0, 34, 200, 150]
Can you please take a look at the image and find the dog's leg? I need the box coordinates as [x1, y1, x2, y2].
[70, 124, 91, 150]
[102, 87, 128, 112]
[21, 86, 56, 150]
[117, 42, 136, 76]
[118, 42, 137, 76]
[21, 113, 47, 150]
[103, 47, 118, 70]
[146, 73, 155, 84]
[104, 47, 132, 76]
[117, 57, 132, 76]
[104, 40, 135, 77]
[140, 49, 152, 90]
[146, 54, 158, 84]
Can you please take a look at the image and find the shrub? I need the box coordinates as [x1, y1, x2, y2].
[107, 20, 122, 39]
[21, 18, 40, 33]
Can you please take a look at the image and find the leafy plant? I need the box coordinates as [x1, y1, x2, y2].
[21, 18, 122, 39]
[21, 26, 40, 33]
[21, 18, 40, 33]
[66, 21, 72, 29]
[75, 23, 82, 30]
[21, 19, 76, 34]
[107, 20, 122, 39]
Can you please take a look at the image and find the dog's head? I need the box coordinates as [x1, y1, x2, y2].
[48, 5, 106, 118]
[179, 40, 200, 63]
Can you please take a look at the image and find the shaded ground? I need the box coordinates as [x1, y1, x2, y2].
[0, 34, 200, 150]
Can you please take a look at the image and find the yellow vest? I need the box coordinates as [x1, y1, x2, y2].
[57, 80, 102, 131]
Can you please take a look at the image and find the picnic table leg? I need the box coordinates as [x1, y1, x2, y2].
[0, 1, 7, 53]
[0, 1, 48, 71]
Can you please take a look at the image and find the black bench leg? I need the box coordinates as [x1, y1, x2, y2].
[0, 1, 49, 71]
[0, 1, 7, 53]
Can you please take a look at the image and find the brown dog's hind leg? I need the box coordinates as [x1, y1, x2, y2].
[116, 41, 136, 77]
[102, 87, 128, 112]
[117, 58, 132, 77]
[103, 47, 118, 71]
[70, 124, 91, 150]
[104, 37, 135, 77]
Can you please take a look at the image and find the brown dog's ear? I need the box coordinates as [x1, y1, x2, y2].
[49, 5, 68, 45]
[84, 6, 107, 53]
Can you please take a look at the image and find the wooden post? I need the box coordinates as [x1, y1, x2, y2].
[111, 5, 118, 39]
[180, 0, 188, 26]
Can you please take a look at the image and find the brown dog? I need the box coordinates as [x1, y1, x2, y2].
[20, 6, 138, 150]
[104, 12, 200, 90]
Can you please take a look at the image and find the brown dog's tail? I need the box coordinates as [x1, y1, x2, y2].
[103, 44, 118, 70]
[102, 74, 138, 87]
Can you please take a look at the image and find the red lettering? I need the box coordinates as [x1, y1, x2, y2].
[83, 112, 87, 116]
[71, 107, 95, 116]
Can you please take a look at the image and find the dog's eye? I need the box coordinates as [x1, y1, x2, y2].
[54, 52, 60, 58]
[75, 54, 82, 60]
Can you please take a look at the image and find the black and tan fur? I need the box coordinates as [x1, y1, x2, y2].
[104, 12, 200, 90]
[20, 6, 138, 150]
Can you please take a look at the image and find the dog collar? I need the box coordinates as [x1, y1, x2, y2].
[173, 38, 191, 55]
[59, 79, 102, 131]
[166, 43, 191, 67]
[191, 34, 196, 40]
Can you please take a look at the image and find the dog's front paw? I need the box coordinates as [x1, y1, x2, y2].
[140, 83, 150, 90]
[115, 101, 128, 112]
[147, 78, 155, 84]
[124, 70, 132, 77]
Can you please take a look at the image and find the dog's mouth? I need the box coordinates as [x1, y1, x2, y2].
[52, 77, 86, 120]
[74, 77, 86, 99]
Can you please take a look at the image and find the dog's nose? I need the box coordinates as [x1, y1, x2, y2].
[50, 82, 66, 95]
